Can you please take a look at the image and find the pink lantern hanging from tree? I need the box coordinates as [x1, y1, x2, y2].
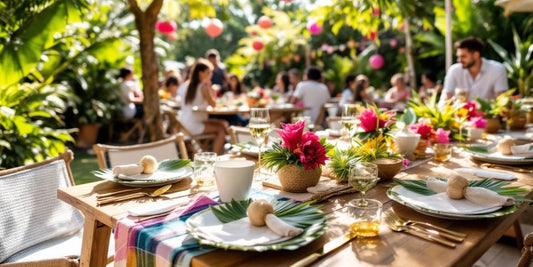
[156, 21, 177, 35]
[306, 20, 322, 35]
[258, 16, 272, 29]
[369, 54, 385, 69]
[252, 39, 264, 51]
[205, 18, 223, 38]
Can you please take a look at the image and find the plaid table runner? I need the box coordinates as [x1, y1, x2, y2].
[114, 195, 218, 267]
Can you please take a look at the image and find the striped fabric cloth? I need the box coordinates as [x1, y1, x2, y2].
[114, 195, 218, 267]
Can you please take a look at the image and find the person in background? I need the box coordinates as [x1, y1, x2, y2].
[288, 68, 301, 97]
[442, 37, 508, 101]
[205, 49, 228, 95]
[221, 74, 249, 126]
[118, 66, 144, 119]
[273, 71, 292, 102]
[291, 66, 330, 123]
[353, 74, 374, 105]
[159, 76, 179, 99]
[178, 59, 228, 154]
[339, 74, 356, 107]
[419, 71, 443, 101]
[324, 79, 337, 98]
[384, 73, 411, 110]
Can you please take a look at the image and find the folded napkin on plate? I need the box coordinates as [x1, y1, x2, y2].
[112, 164, 143, 177]
[189, 212, 295, 247]
[455, 168, 516, 181]
[511, 143, 533, 156]
[264, 213, 303, 237]
[427, 178, 515, 207]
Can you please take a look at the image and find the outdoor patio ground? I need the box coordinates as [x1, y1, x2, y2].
[70, 148, 532, 266]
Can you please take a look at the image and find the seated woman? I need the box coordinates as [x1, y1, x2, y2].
[418, 71, 443, 102]
[339, 74, 356, 107]
[118, 66, 144, 119]
[178, 59, 228, 154]
[353, 74, 374, 104]
[218, 74, 249, 126]
[159, 76, 180, 99]
[273, 71, 292, 102]
[384, 73, 411, 110]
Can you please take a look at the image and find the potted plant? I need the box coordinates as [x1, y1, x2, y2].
[262, 121, 332, 192]
[507, 97, 528, 130]
[475, 90, 514, 134]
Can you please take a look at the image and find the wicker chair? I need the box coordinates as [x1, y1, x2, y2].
[92, 133, 188, 169]
[0, 150, 113, 266]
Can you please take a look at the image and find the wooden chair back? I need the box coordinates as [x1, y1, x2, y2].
[92, 133, 188, 169]
[228, 126, 254, 144]
[517, 232, 533, 267]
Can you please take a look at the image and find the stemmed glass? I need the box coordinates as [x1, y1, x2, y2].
[349, 162, 378, 207]
[249, 108, 270, 180]
[341, 104, 360, 144]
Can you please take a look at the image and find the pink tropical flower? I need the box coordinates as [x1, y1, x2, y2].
[433, 128, 450, 144]
[402, 158, 410, 167]
[297, 132, 329, 169]
[359, 108, 378, 132]
[278, 121, 305, 152]
[470, 117, 486, 129]
[462, 101, 485, 118]
[408, 121, 435, 140]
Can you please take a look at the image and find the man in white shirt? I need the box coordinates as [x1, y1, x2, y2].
[442, 37, 508, 102]
[291, 66, 330, 123]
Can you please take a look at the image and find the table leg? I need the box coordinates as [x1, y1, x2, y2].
[80, 214, 112, 267]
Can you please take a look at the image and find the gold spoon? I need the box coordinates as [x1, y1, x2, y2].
[97, 184, 172, 205]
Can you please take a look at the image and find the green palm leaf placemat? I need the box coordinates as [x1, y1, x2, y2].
[186, 199, 327, 251]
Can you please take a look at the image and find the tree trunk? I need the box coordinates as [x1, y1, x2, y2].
[403, 18, 417, 90]
[128, 0, 164, 141]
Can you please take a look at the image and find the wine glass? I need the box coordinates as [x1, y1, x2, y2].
[341, 104, 360, 143]
[249, 108, 270, 180]
[349, 162, 378, 207]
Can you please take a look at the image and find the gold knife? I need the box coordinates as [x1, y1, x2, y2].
[290, 232, 357, 267]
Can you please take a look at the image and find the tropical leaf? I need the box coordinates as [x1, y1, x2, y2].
[392, 178, 531, 202]
[158, 159, 190, 171]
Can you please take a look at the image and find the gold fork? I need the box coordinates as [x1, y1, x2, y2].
[97, 184, 172, 205]
[385, 210, 466, 239]
[384, 215, 456, 248]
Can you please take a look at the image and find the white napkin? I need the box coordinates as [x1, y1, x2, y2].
[511, 143, 533, 156]
[455, 168, 516, 181]
[191, 215, 290, 247]
[128, 198, 189, 216]
[427, 178, 514, 209]
[112, 164, 143, 177]
[264, 214, 303, 237]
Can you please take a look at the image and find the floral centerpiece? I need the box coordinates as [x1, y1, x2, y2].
[408, 119, 435, 158]
[356, 105, 397, 140]
[247, 87, 272, 107]
[328, 134, 401, 182]
[475, 89, 514, 133]
[262, 121, 332, 192]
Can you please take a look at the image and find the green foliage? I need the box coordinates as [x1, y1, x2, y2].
[489, 28, 533, 97]
[475, 89, 514, 118]
[0, 84, 74, 169]
[328, 147, 359, 182]
[261, 142, 301, 171]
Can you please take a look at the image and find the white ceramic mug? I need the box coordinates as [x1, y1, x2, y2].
[214, 160, 255, 202]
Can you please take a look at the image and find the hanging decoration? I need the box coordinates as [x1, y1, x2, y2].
[205, 18, 223, 38]
[156, 21, 177, 35]
[252, 39, 264, 51]
[258, 16, 272, 29]
[390, 39, 398, 47]
[306, 20, 322, 35]
[369, 54, 385, 69]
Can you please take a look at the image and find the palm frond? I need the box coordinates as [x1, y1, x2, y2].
[158, 159, 191, 170]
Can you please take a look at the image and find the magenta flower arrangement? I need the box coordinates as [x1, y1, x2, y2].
[469, 117, 487, 129]
[262, 121, 332, 171]
[408, 120, 435, 140]
[432, 128, 451, 144]
[356, 105, 396, 139]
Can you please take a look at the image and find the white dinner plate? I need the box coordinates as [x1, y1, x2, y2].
[95, 166, 193, 187]
[387, 185, 517, 220]
[465, 150, 533, 165]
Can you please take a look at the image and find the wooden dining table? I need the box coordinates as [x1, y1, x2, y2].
[192, 105, 309, 125]
[57, 149, 533, 267]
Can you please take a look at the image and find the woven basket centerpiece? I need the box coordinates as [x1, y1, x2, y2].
[278, 165, 321, 193]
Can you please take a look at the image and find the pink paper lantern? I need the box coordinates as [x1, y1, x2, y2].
[369, 31, 376, 41]
[307, 20, 322, 35]
[257, 16, 272, 29]
[205, 19, 223, 38]
[369, 54, 385, 69]
[390, 39, 398, 47]
[373, 7, 380, 16]
[252, 39, 264, 51]
[156, 21, 177, 35]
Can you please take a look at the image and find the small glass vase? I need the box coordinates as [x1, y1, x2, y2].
[433, 143, 452, 162]
[413, 139, 428, 158]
